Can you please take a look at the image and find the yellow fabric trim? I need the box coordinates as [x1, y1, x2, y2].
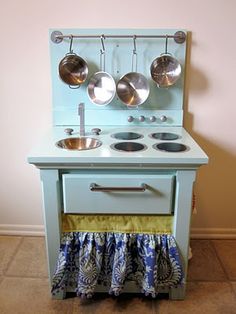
[62, 214, 173, 234]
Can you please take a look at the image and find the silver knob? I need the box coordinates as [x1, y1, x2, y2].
[149, 116, 156, 122]
[64, 128, 74, 135]
[127, 116, 134, 122]
[139, 115, 145, 122]
[160, 115, 167, 122]
[91, 128, 101, 135]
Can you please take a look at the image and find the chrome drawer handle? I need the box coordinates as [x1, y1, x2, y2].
[89, 183, 147, 192]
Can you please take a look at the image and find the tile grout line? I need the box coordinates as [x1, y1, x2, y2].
[211, 240, 236, 299]
[210, 240, 231, 281]
[4, 236, 50, 280]
[187, 239, 229, 283]
[229, 281, 236, 299]
[3, 236, 25, 276]
[3, 273, 48, 279]
[1, 274, 49, 281]
[188, 279, 235, 283]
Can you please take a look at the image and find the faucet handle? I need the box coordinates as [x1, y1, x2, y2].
[91, 128, 101, 135]
[64, 128, 74, 135]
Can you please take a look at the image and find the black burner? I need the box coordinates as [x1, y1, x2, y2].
[111, 142, 147, 152]
[150, 132, 179, 140]
[111, 132, 143, 140]
[153, 142, 187, 152]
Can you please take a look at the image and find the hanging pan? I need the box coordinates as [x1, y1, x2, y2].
[116, 36, 150, 107]
[58, 35, 88, 88]
[87, 35, 116, 106]
[150, 35, 181, 88]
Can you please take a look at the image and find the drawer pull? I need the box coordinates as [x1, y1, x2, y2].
[89, 183, 147, 192]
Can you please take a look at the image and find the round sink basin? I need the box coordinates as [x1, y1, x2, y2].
[56, 137, 102, 150]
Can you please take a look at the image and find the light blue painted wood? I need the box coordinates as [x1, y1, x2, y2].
[40, 169, 65, 299]
[27, 126, 209, 167]
[62, 172, 174, 214]
[49, 28, 187, 126]
[170, 170, 196, 300]
[54, 109, 183, 126]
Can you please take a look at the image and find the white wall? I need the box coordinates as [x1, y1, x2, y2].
[0, 0, 235, 236]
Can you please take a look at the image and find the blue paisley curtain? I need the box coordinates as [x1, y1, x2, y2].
[52, 232, 183, 298]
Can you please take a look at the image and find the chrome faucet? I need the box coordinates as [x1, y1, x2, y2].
[78, 103, 85, 136]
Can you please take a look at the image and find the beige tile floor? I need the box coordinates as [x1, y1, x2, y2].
[0, 236, 236, 314]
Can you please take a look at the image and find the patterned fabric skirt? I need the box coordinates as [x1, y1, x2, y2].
[51, 232, 184, 298]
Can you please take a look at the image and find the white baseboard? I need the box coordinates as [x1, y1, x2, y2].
[0, 224, 45, 236]
[191, 228, 236, 239]
[1, 225, 236, 239]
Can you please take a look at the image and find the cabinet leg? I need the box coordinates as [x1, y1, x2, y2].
[52, 290, 67, 300]
[172, 170, 196, 284]
[169, 284, 186, 300]
[40, 169, 62, 285]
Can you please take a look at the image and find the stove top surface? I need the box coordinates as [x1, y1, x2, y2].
[28, 126, 208, 167]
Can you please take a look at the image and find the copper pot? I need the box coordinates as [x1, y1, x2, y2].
[58, 36, 88, 88]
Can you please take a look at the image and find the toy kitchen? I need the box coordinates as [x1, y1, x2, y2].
[28, 28, 208, 300]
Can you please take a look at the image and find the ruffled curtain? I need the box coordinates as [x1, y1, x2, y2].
[51, 232, 183, 298]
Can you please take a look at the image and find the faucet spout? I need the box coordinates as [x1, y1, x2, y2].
[78, 103, 85, 136]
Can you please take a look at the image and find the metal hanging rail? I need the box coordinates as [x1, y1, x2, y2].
[51, 30, 186, 44]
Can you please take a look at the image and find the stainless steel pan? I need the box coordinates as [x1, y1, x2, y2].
[117, 36, 149, 107]
[87, 35, 116, 106]
[59, 35, 88, 88]
[150, 36, 181, 88]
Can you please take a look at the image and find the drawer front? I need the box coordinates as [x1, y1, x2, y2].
[62, 173, 174, 214]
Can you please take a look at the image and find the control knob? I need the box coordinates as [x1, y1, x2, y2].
[138, 115, 145, 122]
[127, 116, 134, 122]
[149, 116, 156, 122]
[160, 115, 167, 122]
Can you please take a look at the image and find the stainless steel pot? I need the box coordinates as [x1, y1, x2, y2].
[116, 72, 149, 106]
[117, 36, 149, 107]
[87, 36, 116, 105]
[150, 36, 181, 88]
[58, 35, 88, 88]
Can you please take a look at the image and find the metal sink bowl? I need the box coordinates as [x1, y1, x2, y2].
[56, 137, 102, 150]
